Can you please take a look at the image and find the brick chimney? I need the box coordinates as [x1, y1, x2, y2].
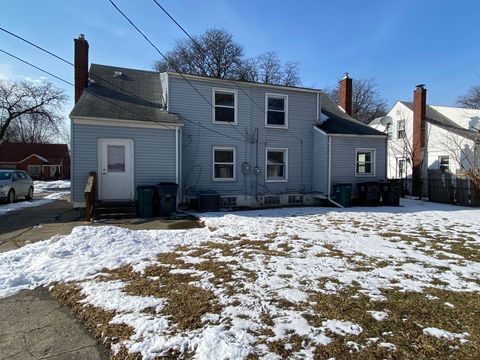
[412, 84, 427, 196]
[74, 34, 89, 103]
[339, 72, 352, 116]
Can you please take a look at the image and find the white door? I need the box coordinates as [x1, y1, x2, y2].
[98, 139, 134, 200]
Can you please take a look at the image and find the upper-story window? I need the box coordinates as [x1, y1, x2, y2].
[213, 88, 237, 124]
[386, 123, 393, 140]
[397, 120, 406, 139]
[439, 155, 450, 171]
[265, 93, 288, 128]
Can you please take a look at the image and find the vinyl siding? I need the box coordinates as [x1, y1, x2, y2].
[71, 123, 176, 203]
[330, 136, 387, 193]
[312, 128, 328, 193]
[168, 75, 318, 197]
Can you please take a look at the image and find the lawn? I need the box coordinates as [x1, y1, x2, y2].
[1, 199, 479, 359]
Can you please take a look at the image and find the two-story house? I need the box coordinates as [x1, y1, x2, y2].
[70, 35, 387, 209]
[370, 85, 480, 196]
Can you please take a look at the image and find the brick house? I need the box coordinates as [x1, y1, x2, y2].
[0, 143, 70, 180]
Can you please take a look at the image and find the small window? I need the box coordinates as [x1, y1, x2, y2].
[213, 147, 235, 180]
[213, 89, 237, 123]
[266, 148, 288, 181]
[356, 149, 375, 176]
[265, 93, 288, 127]
[28, 165, 41, 177]
[288, 195, 303, 205]
[397, 120, 406, 139]
[397, 158, 407, 178]
[221, 197, 237, 208]
[439, 156, 449, 171]
[264, 196, 281, 206]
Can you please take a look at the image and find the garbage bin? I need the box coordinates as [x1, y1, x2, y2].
[381, 182, 401, 206]
[137, 185, 156, 218]
[357, 182, 380, 206]
[157, 182, 178, 217]
[333, 183, 352, 207]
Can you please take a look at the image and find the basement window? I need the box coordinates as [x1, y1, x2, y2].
[221, 197, 237, 208]
[288, 195, 303, 205]
[264, 196, 281, 206]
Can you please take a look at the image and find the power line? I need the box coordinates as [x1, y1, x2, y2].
[0, 48, 74, 86]
[150, 0, 287, 130]
[107, 0, 249, 142]
[0, 28, 245, 142]
[0, 27, 74, 67]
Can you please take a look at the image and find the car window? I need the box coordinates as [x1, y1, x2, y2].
[18, 172, 27, 180]
[0, 171, 13, 180]
[13, 172, 20, 181]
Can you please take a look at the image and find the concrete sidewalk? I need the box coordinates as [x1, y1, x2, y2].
[0, 287, 106, 360]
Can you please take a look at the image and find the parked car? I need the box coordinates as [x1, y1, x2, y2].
[0, 170, 34, 203]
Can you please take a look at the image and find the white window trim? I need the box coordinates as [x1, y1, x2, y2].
[438, 155, 450, 170]
[265, 93, 288, 129]
[355, 148, 376, 177]
[397, 119, 406, 139]
[397, 157, 407, 178]
[265, 147, 288, 182]
[28, 164, 41, 176]
[212, 88, 238, 125]
[212, 146, 236, 181]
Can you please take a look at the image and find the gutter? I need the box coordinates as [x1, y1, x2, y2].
[326, 135, 344, 208]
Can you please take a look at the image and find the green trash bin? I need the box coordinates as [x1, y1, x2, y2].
[333, 183, 352, 207]
[137, 185, 155, 218]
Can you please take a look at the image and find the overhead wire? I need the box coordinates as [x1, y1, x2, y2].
[0, 29, 245, 142]
[107, 0, 249, 142]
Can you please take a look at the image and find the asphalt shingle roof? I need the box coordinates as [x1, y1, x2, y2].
[0, 143, 69, 163]
[316, 93, 387, 136]
[399, 101, 479, 141]
[70, 64, 181, 124]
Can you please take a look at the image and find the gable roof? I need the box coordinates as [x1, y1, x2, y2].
[398, 101, 479, 141]
[316, 93, 387, 136]
[0, 143, 69, 164]
[70, 64, 181, 124]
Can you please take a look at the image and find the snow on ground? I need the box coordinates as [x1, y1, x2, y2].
[422, 327, 469, 341]
[34, 180, 71, 193]
[0, 198, 479, 358]
[0, 181, 70, 215]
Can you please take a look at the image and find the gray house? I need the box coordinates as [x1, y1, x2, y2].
[70, 35, 386, 208]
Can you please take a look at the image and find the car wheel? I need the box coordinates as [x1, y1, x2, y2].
[26, 187, 34, 200]
[7, 189, 15, 203]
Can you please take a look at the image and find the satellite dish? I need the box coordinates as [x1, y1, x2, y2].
[380, 116, 393, 127]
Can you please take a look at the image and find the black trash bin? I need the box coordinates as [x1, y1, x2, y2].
[137, 185, 156, 218]
[333, 183, 352, 207]
[157, 182, 178, 217]
[381, 182, 401, 206]
[357, 182, 380, 206]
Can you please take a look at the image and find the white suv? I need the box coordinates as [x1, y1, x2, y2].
[0, 170, 34, 203]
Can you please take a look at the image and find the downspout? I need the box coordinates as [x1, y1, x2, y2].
[327, 135, 344, 208]
[384, 136, 388, 182]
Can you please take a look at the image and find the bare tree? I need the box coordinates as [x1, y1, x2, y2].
[457, 84, 480, 109]
[326, 78, 388, 124]
[0, 79, 66, 143]
[153, 28, 301, 86]
[154, 28, 244, 79]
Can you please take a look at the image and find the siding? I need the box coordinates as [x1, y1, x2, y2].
[168, 75, 318, 197]
[330, 136, 387, 193]
[71, 123, 176, 203]
[312, 128, 328, 193]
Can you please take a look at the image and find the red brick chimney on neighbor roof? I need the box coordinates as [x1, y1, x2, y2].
[412, 84, 427, 196]
[74, 34, 89, 103]
[339, 72, 352, 116]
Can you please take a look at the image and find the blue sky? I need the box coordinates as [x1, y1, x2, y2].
[1, 0, 479, 117]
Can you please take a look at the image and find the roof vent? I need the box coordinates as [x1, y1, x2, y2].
[114, 71, 123, 78]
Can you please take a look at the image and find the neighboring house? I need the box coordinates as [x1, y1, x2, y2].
[70, 35, 386, 208]
[0, 142, 70, 180]
[370, 85, 480, 195]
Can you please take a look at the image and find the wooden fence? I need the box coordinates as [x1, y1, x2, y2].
[428, 170, 480, 207]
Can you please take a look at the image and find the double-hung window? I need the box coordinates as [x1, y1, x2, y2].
[213, 89, 237, 124]
[266, 148, 288, 181]
[213, 147, 235, 180]
[356, 149, 375, 176]
[397, 158, 407, 178]
[265, 93, 288, 128]
[397, 120, 406, 139]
